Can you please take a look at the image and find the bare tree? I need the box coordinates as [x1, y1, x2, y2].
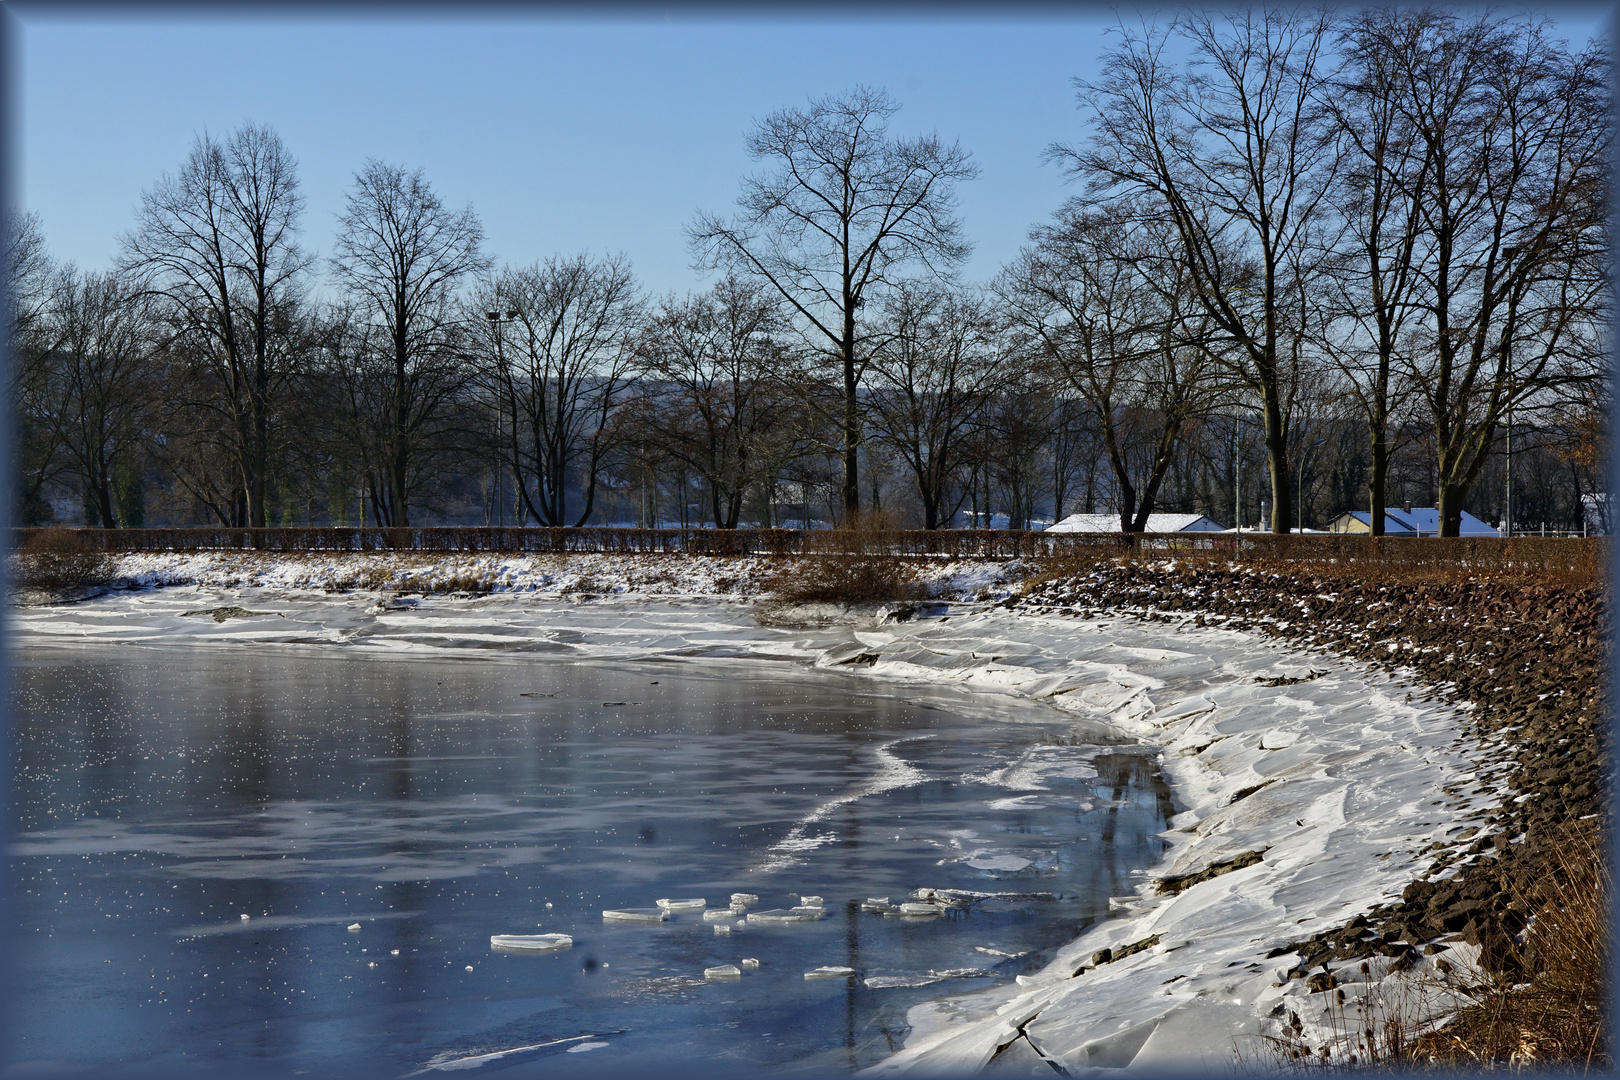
[1373, 13, 1608, 535]
[7, 210, 69, 522]
[41, 269, 158, 526]
[473, 253, 641, 527]
[1004, 209, 1218, 532]
[864, 283, 1008, 528]
[330, 160, 492, 526]
[691, 86, 978, 521]
[1057, 10, 1339, 532]
[628, 275, 792, 528]
[1315, 7, 1437, 535]
[120, 122, 310, 527]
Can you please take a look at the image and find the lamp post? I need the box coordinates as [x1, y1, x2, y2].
[485, 309, 522, 527]
[1297, 438, 1325, 534]
[1504, 403, 1514, 538]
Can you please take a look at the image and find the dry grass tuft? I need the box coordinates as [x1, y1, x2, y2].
[1411, 817, 1608, 1070]
[11, 528, 118, 591]
[766, 511, 929, 605]
[1250, 816, 1608, 1073]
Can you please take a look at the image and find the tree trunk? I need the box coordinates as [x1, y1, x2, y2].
[1261, 390, 1291, 533]
[1368, 426, 1388, 537]
[1437, 482, 1464, 538]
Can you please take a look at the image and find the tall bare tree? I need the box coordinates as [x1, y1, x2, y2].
[691, 86, 978, 521]
[1369, 12, 1608, 535]
[473, 253, 641, 527]
[1057, 10, 1339, 532]
[41, 269, 158, 527]
[330, 161, 491, 526]
[7, 210, 67, 523]
[864, 283, 1008, 528]
[1315, 7, 1438, 535]
[120, 122, 310, 527]
[1005, 210, 1218, 532]
[628, 275, 792, 528]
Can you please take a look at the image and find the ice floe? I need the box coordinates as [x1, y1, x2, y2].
[489, 933, 572, 952]
[601, 908, 668, 923]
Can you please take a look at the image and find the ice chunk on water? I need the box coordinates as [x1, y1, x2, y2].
[656, 898, 706, 911]
[789, 906, 825, 919]
[865, 974, 945, 989]
[861, 901, 897, 913]
[602, 908, 669, 923]
[704, 964, 742, 979]
[347, 923, 362, 932]
[747, 909, 818, 924]
[803, 966, 855, 979]
[796, 895, 824, 907]
[899, 902, 944, 916]
[714, 924, 732, 935]
[490, 933, 572, 952]
[240, 914, 250, 921]
[702, 909, 735, 921]
[729, 893, 758, 906]
[866, 897, 890, 906]
[740, 958, 759, 969]
[974, 945, 1028, 959]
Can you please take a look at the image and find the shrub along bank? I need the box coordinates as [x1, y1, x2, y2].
[1013, 562, 1607, 1068]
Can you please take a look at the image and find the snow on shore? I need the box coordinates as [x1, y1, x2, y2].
[11, 557, 1502, 1072]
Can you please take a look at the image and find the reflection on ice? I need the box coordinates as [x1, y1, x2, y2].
[9, 634, 1172, 1075]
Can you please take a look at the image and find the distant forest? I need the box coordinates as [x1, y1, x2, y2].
[9, 8, 1608, 536]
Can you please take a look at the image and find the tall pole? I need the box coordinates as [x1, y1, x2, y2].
[1504, 404, 1514, 537]
[1233, 420, 1241, 533]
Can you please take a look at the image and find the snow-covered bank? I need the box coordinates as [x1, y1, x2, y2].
[100, 549, 1018, 602]
[10, 569, 1503, 1073]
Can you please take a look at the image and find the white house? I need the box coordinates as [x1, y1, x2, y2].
[1046, 512, 1227, 533]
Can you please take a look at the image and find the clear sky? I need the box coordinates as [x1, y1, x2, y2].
[13, 7, 1611, 299]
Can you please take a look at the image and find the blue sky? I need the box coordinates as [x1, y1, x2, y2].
[14, 8, 1610, 298]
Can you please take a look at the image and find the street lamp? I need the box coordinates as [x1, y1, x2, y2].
[1297, 438, 1326, 533]
[485, 309, 522, 527]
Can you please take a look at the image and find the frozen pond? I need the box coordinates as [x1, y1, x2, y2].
[8, 639, 1171, 1076]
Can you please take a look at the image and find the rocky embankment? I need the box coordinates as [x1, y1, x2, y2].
[1015, 563, 1606, 983]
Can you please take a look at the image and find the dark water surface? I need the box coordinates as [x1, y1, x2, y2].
[7, 644, 1172, 1077]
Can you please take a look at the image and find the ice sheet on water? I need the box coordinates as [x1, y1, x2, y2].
[489, 933, 572, 952]
[747, 908, 819, 924]
[899, 902, 944, 916]
[602, 908, 668, 923]
[701, 909, 734, 921]
[729, 893, 759, 906]
[804, 966, 856, 979]
[655, 897, 705, 910]
[704, 965, 741, 979]
[866, 974, 946, 989]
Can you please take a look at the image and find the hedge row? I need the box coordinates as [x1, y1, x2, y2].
[10, 526, 1603, 582]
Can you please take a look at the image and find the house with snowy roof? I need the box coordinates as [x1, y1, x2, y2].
[1046, 512, 1227, 533]
[1326, 504, 1500, 537]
